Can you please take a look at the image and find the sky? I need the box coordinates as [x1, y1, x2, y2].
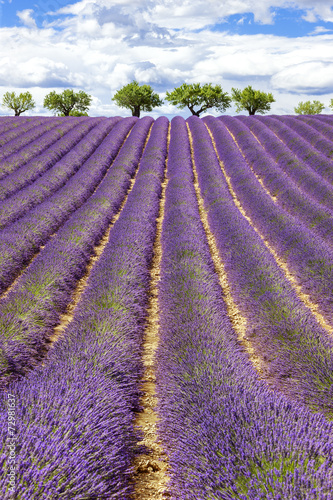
[0, 0, 332, 117]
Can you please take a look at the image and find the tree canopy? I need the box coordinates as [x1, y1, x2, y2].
[112, 81, 163, 117]
[231, 86, 275, 115]
[165, 83, 231, 116]
[2, 91, 35, 116]
[294, 100, 325, 115]
[44, 89, 92, 116]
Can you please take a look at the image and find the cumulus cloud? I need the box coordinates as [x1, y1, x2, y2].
[0, 0, 333, 117]
[17, 9, 37, 29]
[271, 61, 333, 94]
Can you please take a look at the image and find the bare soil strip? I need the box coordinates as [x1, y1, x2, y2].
[49, 123, 153, 346]
[205, 123, 333, 338]
[186, 124, 264, 375]
[131, 126, 170, 500]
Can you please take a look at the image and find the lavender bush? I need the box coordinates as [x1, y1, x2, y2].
[0, 118, 119, 227]
[188, 115, 333, 415]
[156, 116, 333, 499]
[0, 117, 136, 296]
[0, 116, 168, 499]
[0, 117, 153, 382]
[0, 116, 107, 202]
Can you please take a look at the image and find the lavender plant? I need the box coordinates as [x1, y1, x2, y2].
[0, 118, 119, 227]
[0, 117, 136, 296]
[0, 116, 106, 202]
[0, 117, 153, 382]
[217, 116, 333, 247]
[252, 115, 333, 185]
[0, 116, 168, 499]
[0, 118, 84, 179]
[156, 116, 333, 499]
[235, 115, 333, 214]
[188, 115, 333, 415]
[212, 117, 333, 327]
[274, 115, 333, 158]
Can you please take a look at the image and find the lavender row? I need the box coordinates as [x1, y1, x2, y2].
[0, 118, 62, 168]
[189, 116, 333, 414]
[0, 117, 49, 148]
[0, 116, 37, 137]
[156, 116, 333, 499]
[251, 115, 333, 186]
[0, 117, 153, 381]
[0, 117, 136, 296]
[210, 116, 333, 328]
[0, 117, 168, 499]
[0, 118, 85, 180]
[0, 116, 106, 203]
[220, 116, 333, 247]
[232, 116, 333, 227]
[275, 115, 333, 158]
[0, 118, 118, 228]
[299, 114, 333, 142]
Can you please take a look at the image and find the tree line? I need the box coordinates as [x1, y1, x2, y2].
[2, 83, 332, 117]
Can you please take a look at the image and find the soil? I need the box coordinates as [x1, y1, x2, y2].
[131, 128, 170, 500]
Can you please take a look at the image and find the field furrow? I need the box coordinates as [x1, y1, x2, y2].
[0, 116, 169, 499]
[209, 116, 333, 331]
[0, 118, 119, 228]
[0, 116, 106, 202]
[155, 116, 333, 499]
[252, 115, 333, 186]
[274, 115, 333, 158]
[234, 116, 333, 214]
[188, 115, 333, 414]
[0, 117, 136, 296]
[0, 117, 50, 149]
[219, 116, 333, 247]
[0, 117, 37, 136]
[0, 117, 152, 384]
[0, 118, 86, 179]
[132, 123, 170, 500]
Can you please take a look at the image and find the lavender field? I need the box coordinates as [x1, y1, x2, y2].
[1, 114, 333, 499]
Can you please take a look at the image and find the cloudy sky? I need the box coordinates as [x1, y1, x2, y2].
[0, 0, 332, 117]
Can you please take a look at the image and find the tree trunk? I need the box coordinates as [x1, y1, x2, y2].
[132, 106, 140, 117]
[249, 109, 256, 115]
[15, 110, 21, 116]
[189, 105, 200, 117]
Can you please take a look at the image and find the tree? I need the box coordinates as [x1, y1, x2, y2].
[329, 99, 333, 112]
[112, 81, 163, 117]
[2, 91, 35, 116]
[231, 85, 275, 115]
[294, 100, 325, 115]
[44, 89, 92, 116]
[165, 83, 231, 116]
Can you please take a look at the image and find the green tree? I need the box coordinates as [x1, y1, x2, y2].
[112, 80, 163, 117]
[2, 91, 35, 116]
[44, 89, 92, 116]
[231, 85, 275, 115]
[329, 99, 333, 112]
[165, 82, 231, 116]
[294, 100, 325, 115]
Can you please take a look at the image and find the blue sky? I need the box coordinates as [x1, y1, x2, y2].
[0, 0, 332, 116]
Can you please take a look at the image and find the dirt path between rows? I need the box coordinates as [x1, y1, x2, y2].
[131, 127, 170, 500]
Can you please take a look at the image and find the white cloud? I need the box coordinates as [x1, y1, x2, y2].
[0, 0, 333, 117]
[17, 9, 37, 29]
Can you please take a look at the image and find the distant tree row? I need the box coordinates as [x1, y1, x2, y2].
[112, 81, 276, 117]
[1, 90, 91, 116]
[2, 85, 333, 118]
